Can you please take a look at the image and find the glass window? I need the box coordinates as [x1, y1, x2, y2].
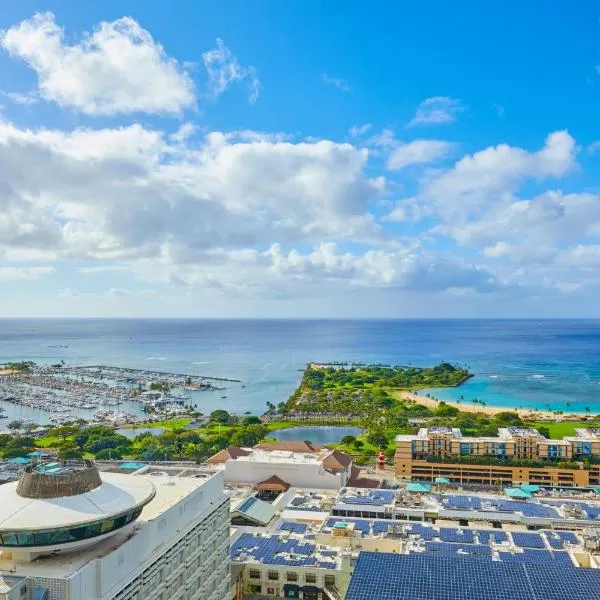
[286, 572, 298, 582]
[0, 509, 139, 547]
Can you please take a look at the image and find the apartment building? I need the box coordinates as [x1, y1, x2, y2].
[395, 426, 600, 486]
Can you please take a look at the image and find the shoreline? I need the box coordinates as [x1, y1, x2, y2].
[396, 391, 592, 421]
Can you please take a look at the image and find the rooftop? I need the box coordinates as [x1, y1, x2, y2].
[346, 552, 600, 600]
[0, 471, 155, 532]
[231, 532, 341, 570]
[230, 449, 325, 465]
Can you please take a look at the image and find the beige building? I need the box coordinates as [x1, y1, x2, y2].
[395, 426, 600, 486]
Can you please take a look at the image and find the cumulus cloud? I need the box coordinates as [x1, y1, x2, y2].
[0, 120, 385, 272]
[407, 96, 464, 128]
[202, 38, 260, 103]
[150, 242, 501, 295]
[387, 140, 454, 170]
[0, 12, 195, 116]
[410, 130, 578, 222]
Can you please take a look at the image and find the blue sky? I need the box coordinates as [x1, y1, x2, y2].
[0, 1, 599, 317]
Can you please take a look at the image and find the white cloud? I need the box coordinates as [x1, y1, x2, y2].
[202, 38, 260, 103]
[0, 266, 54, 280]
[349, 123, 372, 137]
[407, 96, 464, 128]
[149, 242, 501, 295]
[483, 241, 512, 258]
[322, 73, 350, 92]
[387, 140, 454, 170]
[0, 120, 385, 271]
[366, 128, 398, 149]
[413, 130, 578, 221]
[2, 91, 38, 105]
[0, 12, 195, 116]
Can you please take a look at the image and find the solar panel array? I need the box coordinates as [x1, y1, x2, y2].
[511, 532, 546, 549]
[339, 489, 395, 506]
[441, 494, 562, 518]
[444, 495, 482, 510]
[279, 522, 308, 534]
[544, 530, 580, 549]
[231, 533, 338, 569]
[439, 527, 475, 544]
[346, 552, 600, 600]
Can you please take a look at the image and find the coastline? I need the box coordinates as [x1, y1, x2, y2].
[396, 390, 585, 421]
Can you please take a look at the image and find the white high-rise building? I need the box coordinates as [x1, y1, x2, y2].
[0, 461, 230, 600]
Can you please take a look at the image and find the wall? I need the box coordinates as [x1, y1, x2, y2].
[67, 473, 227, 600]
[224, 460, 343, 490]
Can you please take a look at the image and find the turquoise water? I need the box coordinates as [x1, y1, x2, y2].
[1, 319, 600, 423]
[271, 426, 363, 444]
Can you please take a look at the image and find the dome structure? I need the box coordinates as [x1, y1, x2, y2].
[0, 460, 155, 558]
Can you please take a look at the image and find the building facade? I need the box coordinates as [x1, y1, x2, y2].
[395, 426, 600, 486]
[210, 447, 354, 490]
[0, 463, 230, 600]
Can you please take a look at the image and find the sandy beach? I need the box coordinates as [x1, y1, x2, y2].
[395, 391, 582, 421]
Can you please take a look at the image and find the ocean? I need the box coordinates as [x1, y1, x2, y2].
[1, 319, 600, 424]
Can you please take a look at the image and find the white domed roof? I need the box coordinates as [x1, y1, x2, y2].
[0, 472, 155, 532]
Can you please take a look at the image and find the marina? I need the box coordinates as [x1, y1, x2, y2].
[0, 363, 241, 426]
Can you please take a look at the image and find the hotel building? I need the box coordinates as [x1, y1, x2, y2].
[207, 443, 355, 490]
[395, 426, 600, 486]
[0, 460, 230, 600]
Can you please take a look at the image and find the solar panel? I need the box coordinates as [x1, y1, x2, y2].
[511, 532, 545, 549]
[279, 522, 308, 533]
[237, 497, 257, 513]
[345, 551, 600, 600]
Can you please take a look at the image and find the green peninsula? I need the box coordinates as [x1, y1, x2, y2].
[280, 362, 471, 414]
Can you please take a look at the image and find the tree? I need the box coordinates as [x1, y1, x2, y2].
[57, 441, 82, 460]
[209, 410, 230, 424]
[53, 425, 78, 442]
[366, 431, 389, 449]
[230, 425, 266, 447]
[435, 402, 459, 417]
[536, 426, 551, 439]
[7, 421, 23, 431]
[340, 435, 357, 445]
[242, 416, 262, 425]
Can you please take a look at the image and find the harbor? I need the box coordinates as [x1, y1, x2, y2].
[0, 363, 241, 426]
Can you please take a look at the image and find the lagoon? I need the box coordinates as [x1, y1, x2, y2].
[271, 425, 363, 445]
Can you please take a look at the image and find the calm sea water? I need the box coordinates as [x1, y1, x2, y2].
[1, 319, 600, 424]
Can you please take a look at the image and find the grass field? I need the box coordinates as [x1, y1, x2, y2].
[122, 417, 193, 430]
[527, 420, 600, 438]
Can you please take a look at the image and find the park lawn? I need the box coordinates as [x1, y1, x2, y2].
[123, 417, 193, 430]
[36, 434, 67, 448]
[528, 420, 600, 438]
[264, 419, 359, 432]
